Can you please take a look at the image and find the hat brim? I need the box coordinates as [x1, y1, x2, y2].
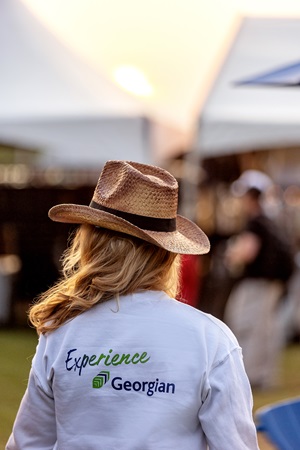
[49, 204, 210, 255]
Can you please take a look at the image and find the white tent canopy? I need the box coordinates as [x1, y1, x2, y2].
[195, 17, 300, 158]
[0, 0, 183, 167]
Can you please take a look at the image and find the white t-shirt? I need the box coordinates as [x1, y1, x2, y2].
[7, 291, 259, 449]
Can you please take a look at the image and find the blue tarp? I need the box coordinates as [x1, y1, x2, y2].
[235, 61, 300, 86]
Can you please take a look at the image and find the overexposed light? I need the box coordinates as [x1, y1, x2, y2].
[113, 66, 154, 97]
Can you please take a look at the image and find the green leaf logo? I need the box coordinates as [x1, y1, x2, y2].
[92, 371, 110, 388]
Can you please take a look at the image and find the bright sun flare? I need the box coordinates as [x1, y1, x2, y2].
[113, 65, 154, 97]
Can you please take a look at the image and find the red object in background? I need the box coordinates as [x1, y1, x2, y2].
[178, 254, 202, 308]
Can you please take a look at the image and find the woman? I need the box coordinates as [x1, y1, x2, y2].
[7, 160, 259, 449]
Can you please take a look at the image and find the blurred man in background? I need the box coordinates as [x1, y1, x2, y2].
[224, 170, 294, 390]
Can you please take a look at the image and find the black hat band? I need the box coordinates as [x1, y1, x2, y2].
[89, 201, 176, 232]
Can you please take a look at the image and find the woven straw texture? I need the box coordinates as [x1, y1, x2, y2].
[49, 160, 210, 255]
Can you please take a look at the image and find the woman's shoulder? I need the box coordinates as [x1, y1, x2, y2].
[42, 290, 239, 351]
[175, 299, 239, 340]
[135, 291, 240, 345]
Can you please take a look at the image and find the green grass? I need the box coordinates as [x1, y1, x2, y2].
[253, 343, 300, 411]
[0, 327, 37, 447]
[0, 327, 299, 448]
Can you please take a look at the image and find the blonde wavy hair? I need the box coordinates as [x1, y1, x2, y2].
[29, 224, 181, 334]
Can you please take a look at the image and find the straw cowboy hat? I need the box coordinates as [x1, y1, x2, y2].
[49, 160, 210, 255]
